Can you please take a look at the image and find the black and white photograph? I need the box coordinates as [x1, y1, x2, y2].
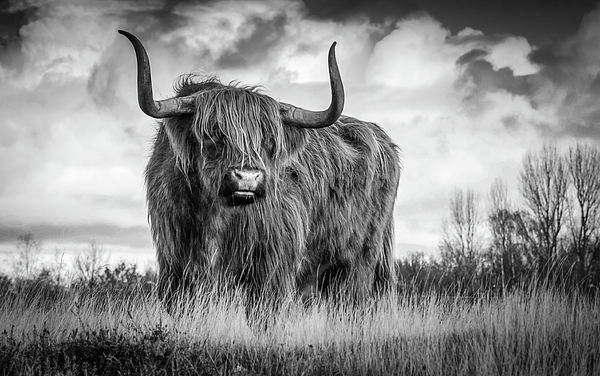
[1, 0, 599, 374]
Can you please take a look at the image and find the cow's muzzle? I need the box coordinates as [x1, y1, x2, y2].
[219, 168, 266, 206]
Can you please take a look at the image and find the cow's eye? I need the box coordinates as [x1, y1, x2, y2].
[286, 167, 299, 183]
[201, 138, 224, 159]
[264, 138, 276, 157]
[201, 139, 213, 149]
[202, 137, 222, 149]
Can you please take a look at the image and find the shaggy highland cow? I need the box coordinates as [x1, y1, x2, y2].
[119, 30, 401, 322]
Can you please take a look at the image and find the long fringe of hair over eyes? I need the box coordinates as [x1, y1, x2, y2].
[174, 76, 288, 169]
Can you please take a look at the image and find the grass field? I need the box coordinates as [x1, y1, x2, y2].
[1, 286, 598, 375]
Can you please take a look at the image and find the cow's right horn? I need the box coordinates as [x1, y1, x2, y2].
[118, 30, 196, 118]
[279, 42, 345, 129]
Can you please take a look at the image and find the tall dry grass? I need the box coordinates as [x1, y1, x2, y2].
[1, 285, 598, 375]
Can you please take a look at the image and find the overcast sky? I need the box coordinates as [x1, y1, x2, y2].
[1, 0, 600, 271]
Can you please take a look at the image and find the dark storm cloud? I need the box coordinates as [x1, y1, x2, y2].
[449, 3, 600, 140]
[528, 41, 564, 66]
[300, 0, 597, 43]
[161, 0, 216, 8]
[0, 5, 36, 72]
[417, 0, 598, 46]
[456, 50, 533, 97]
[216, 13, 287, 68]
[524, 4, 600, 139]
[0, 2, 36, 32]
[528, 42, 577, 85]
[301, 0, 419, 22]
[455, 49, 487, 65]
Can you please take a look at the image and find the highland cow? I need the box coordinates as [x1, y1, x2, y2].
[119, 30, 401, 323]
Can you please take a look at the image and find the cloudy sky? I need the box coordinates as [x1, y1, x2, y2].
[1, 0, 600, 272]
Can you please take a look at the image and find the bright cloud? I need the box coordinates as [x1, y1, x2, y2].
[486, 36, 538, 76]
[366, 15, 458, 88]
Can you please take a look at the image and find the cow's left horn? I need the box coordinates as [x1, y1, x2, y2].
[279, 42, 345, 129]
[118, 30, 196, 118]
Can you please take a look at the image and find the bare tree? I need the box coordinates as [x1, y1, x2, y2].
[487, 178, 529, 287]
[11, 232, 41, 278]
[519, 144, 569, 273]
[488, 178, 509, 212]
[50, 248, 68, 286]
[73, 241, 110, 287]
[440, 188, 485, 271]
[566, 143, 600, 283]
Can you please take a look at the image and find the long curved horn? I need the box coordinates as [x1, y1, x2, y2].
[118, 30, 196, 118]
[279, 42, 345, 129]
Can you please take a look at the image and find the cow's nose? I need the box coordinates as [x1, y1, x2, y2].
[231, 169, 263, 183]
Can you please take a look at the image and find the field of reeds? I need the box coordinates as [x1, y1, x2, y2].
[1, 284, 599, 376]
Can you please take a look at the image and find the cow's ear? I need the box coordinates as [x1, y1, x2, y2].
[164, 117, 195, 170]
